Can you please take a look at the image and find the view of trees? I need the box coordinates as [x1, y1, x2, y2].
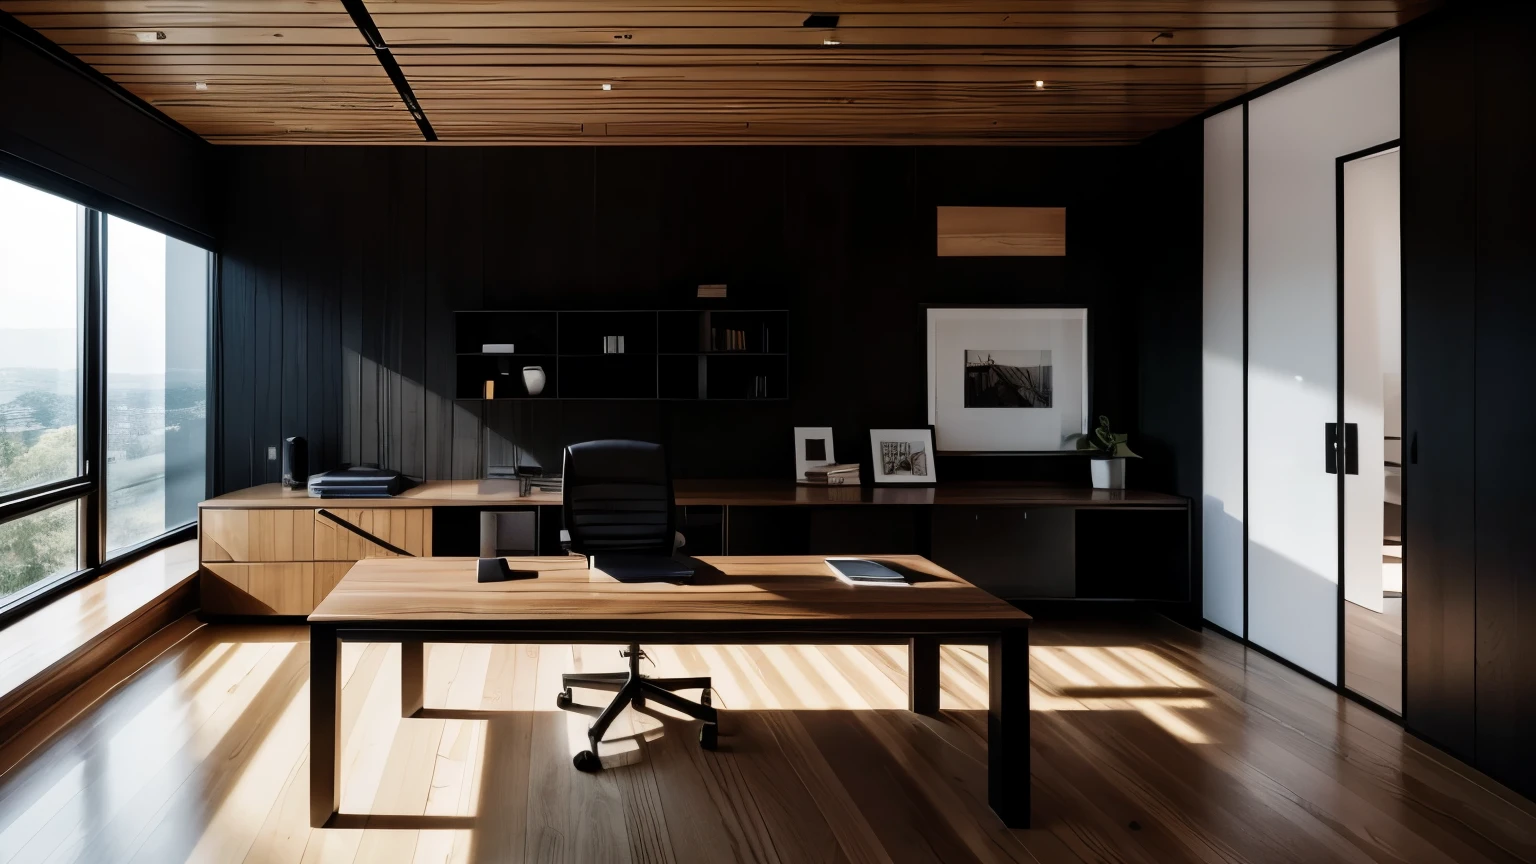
[0, 420, 77, 595]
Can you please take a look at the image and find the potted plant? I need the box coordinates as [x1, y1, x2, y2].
[1076, 415, 1138, 489]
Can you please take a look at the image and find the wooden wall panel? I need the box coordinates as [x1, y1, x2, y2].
[1, 1, 1437, 144]
[1401, 6, 1477, 765]
[214, 145, 1155, 493]
[936, 206, 1066, 257]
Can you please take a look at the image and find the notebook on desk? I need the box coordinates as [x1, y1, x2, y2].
[590, 554, 697, 584]
[825, 557, 912, 586]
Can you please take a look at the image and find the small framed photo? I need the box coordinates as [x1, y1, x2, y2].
[793, 426, 836, 480]
[868, 427, 937, 485]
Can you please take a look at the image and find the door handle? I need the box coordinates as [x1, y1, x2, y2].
[1344, 423, 1359, 475]
[1326, 422, 1339, 474]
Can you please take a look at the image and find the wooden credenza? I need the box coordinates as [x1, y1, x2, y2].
[200, 479, 1188, 616]
[200, 505, 432, 615]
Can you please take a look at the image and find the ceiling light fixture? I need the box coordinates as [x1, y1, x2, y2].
[135, 31, 166, 42]
[1036, 80, 1045, 89]
[195, 81, 208, 91]
[824, 39, 841, 46]
[601, 83, 612, 90]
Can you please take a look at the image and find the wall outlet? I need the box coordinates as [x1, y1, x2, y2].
[267, 446, 278, 461]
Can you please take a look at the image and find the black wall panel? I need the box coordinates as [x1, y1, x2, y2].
[1472, 2, 1536, 799]
[0, 27, 213, 242]
[1401, 7, 1478, 764]
[215, 146, 1152, 493]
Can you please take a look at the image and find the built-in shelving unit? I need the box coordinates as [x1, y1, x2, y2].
[454, 309, 789, 401]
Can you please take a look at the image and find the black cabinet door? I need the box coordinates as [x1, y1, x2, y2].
[1401, 11, 1478, 763]
[931, 507, 1075, 599]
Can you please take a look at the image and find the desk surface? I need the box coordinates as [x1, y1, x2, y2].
[309, 554, 1029, 632]
[203, 479, 1186, 509]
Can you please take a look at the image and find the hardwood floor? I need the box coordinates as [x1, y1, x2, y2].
[1346, 597, 1404, 715]
[0, 615, 1532, 863]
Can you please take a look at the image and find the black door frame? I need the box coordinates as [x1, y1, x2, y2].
[1335, 138, 1404, 718]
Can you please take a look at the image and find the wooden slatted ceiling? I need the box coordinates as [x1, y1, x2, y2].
[0, 1, 1437, 145]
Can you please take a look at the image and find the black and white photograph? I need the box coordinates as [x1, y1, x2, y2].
[964, 349, 1053, 408]
[868, 428, 938, 485]
[926, 306, 1088, 452]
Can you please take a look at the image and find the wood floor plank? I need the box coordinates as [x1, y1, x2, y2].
[2, 620, 1534, 864]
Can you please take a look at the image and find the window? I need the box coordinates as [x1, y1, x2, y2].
[0, 502, 78, 597]
[0, 174, 210, 615]
[0, 177, 83, 499]
[106, 216, 208, 554]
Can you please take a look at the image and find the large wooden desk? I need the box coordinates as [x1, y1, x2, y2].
[201, 480, 1188, 615]
[307, 554, 1032, 830]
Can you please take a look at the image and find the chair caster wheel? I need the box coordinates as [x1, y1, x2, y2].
[699, 723, 717, 751]
[573, 750, 601, 772]
[556, 689, 572, 710]
[634, 694, 646, 708]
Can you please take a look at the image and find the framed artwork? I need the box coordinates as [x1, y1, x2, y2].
[868, 427, 937, 485]
[924, 305, 1090, 453]
[793, 426, 836, 480]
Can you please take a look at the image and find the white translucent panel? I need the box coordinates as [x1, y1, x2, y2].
[1247, 40, 1399, 683]
[1202, 106, 1247, 636]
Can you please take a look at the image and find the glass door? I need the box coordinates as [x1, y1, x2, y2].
[1341, 146, 1402, 714]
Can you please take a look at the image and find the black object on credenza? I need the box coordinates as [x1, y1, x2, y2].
[453, 309, 789, 401]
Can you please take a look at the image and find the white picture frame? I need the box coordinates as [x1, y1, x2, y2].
[925, 306, 1090, 452]
[793, 426, 836, 480]
[868, 428, 938, 485]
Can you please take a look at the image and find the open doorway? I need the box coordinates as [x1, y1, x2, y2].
[1340, 144, 1402, 714]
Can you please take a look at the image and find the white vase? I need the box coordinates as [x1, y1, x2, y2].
[1090, 457, 1126, 490]
[522, 366, 546, 396]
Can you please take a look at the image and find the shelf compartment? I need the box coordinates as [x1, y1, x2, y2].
[456, 355, 557, 400]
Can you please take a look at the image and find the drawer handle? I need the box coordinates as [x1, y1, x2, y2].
[316, 509, 416, 557]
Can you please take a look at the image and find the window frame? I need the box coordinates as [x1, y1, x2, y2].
[0, 184, 214, 627]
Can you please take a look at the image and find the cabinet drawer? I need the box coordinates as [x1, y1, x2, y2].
[313, 508, 432, 560]
[200, 509, 315, 562]
[202, 562, 315, 615]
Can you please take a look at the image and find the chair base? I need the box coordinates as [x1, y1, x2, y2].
[556, 644, 717, 770]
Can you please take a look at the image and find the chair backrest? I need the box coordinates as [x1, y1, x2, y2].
[561, 439, 675, 556]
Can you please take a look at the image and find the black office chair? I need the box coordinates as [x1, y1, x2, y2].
[555, 439, 717, 772]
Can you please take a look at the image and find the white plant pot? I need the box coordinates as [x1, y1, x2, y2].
[1090, 457, 1126, 490]
[522, 366, 546, 396]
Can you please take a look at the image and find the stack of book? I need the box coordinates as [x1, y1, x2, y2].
[707, 328, 750, 351]
[697, 284, 727, 299]
[799, 463, 860, 486]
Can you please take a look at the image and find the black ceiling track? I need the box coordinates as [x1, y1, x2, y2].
[340, 0, 436, 141]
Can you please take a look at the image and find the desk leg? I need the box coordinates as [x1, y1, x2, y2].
[908, 636, 940, 715]
[401, 640, 424, 718]
[310, 624, 341, 828]
[988, 626, 1030, 829]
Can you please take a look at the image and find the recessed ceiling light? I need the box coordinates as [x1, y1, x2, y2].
[1035, 80, 1045, 89]
[135, 31, 166, 42]
[601, 83, 612, 90]
[195, 81, 208, 91]
[823, 39, 840, 46]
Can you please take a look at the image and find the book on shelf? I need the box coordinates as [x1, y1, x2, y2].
[697, 284, 727, 299]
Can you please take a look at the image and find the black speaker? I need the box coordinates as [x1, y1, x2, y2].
[282, 436, 308, 489]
